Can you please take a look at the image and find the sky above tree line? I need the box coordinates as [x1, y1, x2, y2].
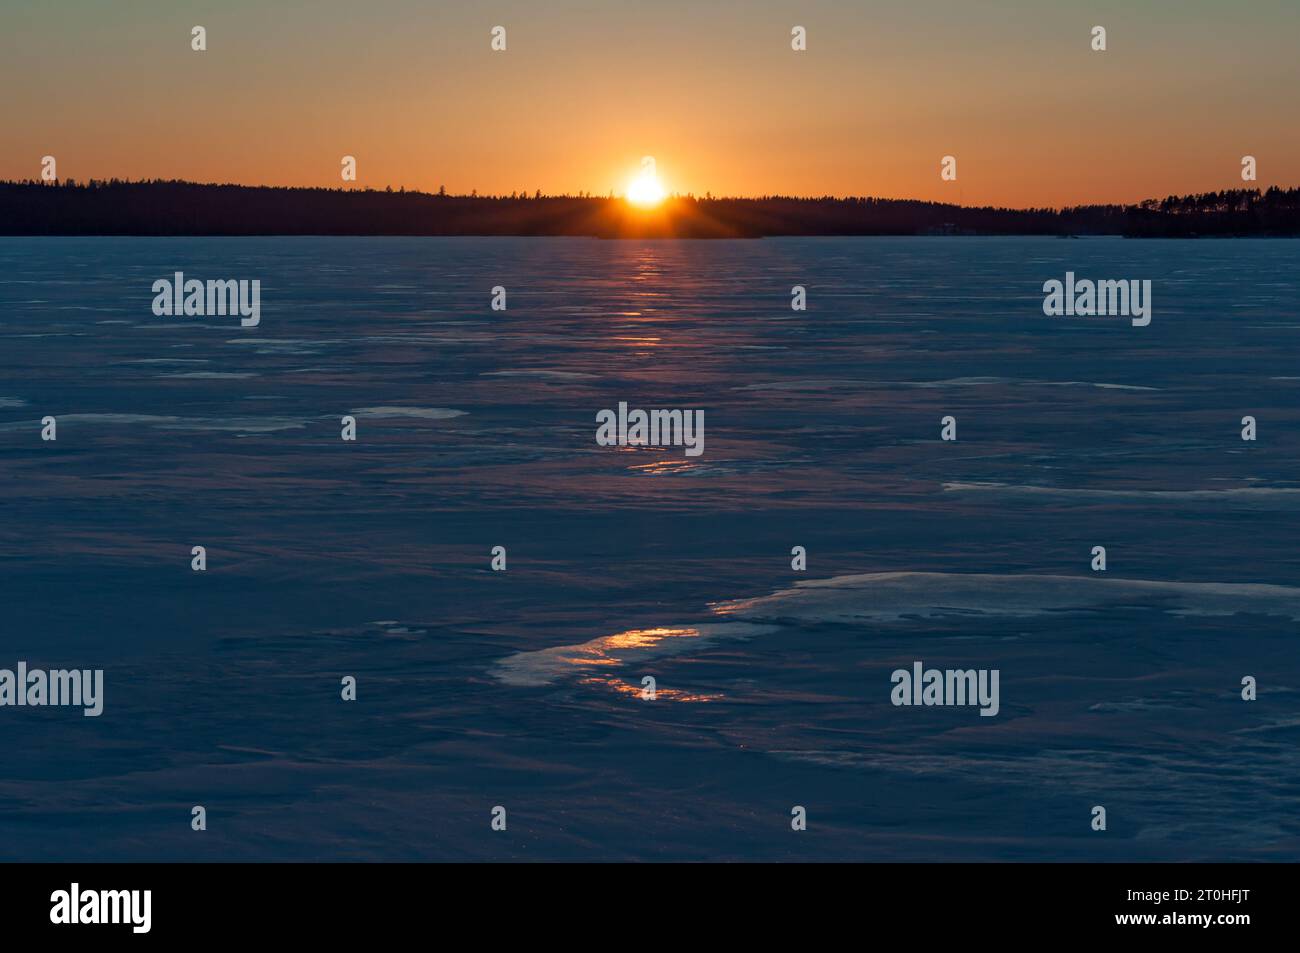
[2, 0, 1297, 207]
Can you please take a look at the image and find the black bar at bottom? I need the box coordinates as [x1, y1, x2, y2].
[0, 862, 1284, 940]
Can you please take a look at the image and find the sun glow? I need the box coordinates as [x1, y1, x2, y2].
[626, 171, 667, 207]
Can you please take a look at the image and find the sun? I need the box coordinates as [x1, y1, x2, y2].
[626, 171, 667, 207]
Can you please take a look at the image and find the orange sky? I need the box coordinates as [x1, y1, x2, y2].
[2, 0, 1298, 207]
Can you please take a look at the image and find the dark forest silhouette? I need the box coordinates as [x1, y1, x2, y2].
[3, 180, 1299, 238]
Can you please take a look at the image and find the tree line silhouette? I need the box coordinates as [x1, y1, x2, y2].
[2, 180, 1298, 238]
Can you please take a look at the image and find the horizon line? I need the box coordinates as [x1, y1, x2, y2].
[5, 178, 1298, 215]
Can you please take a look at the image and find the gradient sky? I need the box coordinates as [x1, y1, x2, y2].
[3, 0, 1298, 207]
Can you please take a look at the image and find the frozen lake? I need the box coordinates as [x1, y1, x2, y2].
[1, 235, 1297, 860]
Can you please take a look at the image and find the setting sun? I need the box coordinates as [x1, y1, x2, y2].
[626, 171, 667, 207]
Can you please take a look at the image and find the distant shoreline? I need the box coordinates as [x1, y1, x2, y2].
[3, 181, 1298, 239]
